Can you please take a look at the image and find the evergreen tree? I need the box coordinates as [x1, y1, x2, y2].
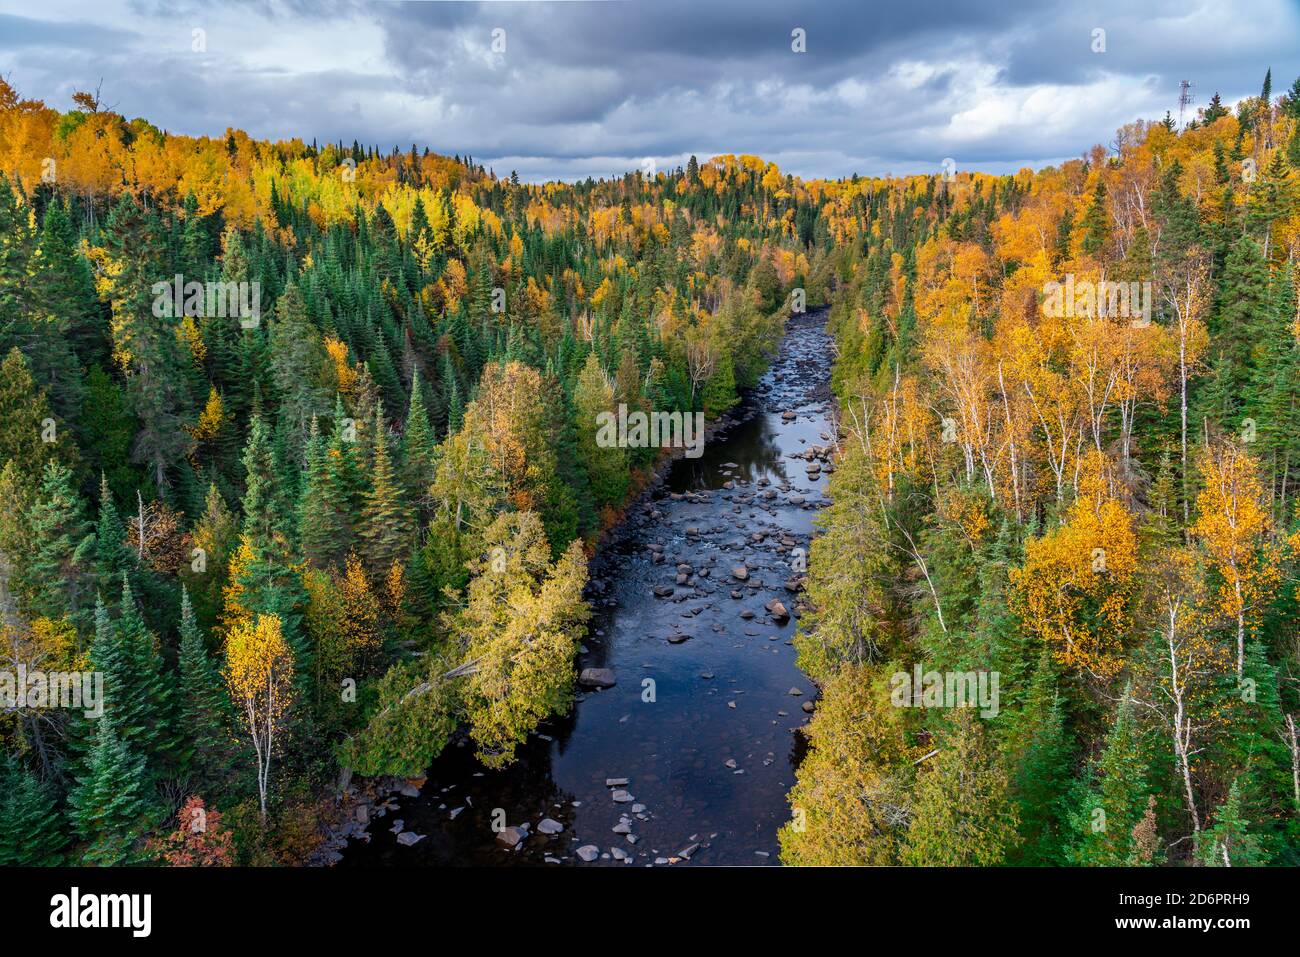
[0, 756, 67, 866]
[23, 459, 95, 626]
[358, 407, 413, 578]
[1080, 179, 1110, 257]
[1067, 693, 1150, 865]
[901, 708, 1021, 866]
[1197, 780, 1270, 866]
[67, 716, 151, 866]
[177, 587, 231, 788]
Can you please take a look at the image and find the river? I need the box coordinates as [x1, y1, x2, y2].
[340, 307, 834, 866]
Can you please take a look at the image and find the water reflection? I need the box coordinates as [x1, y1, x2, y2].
[342, 311, 832, 867]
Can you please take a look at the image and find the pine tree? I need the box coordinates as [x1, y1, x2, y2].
[358, 407, 412, 578]
[400, 368, 436, 516]
[0, 756, 67, 866]
[23, 459, 95, 626]
[573, 352, 627, 508]
[1205, 235, 1270, 422]
[0, 347, 63, 484]
[94, 473, 133, 594]
[1203, 91, 1228, 124]
[1005, 650, 1071, 865]
[1080, 179, 1110, 257]
[177, 587, 231, 788]
[297, 415, 335, 568]
[98, 193, 194, 495]
[1068, 693, 1150, 865]
[113, 577, 181, 774]
[1197, 780, 1270, 866]
[240, 414, 279, 551]
[901, 708, 1021, 865]
[67, 716, 151, 866]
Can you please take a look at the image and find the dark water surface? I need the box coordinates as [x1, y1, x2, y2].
[342, 309, 835, 866]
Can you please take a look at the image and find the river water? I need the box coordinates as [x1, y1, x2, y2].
[341, 308, 834, 866]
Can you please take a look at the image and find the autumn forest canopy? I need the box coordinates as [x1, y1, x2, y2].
[2, 64, 1300, 871]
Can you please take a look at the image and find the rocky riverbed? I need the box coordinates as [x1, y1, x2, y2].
[335, 307, 836, 866]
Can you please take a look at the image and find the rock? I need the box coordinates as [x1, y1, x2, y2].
[788, 686, 804, 696]
[613, 822, 631, 834]
[611, 789, 634, 803]
[576, 845, 600, 862]
[667, 632, 690, 644]
[724, 758, 738, 769]
[579, 668, 616, 689]
[784, 578, 802, 593]
[781, 411, 796, 421]
[396, 831, 426, 847]
[802, 700, 816, 713]
[768, 600, 790, 620]
[605, 777, 629, 787]
[678, 842, 701, 860]
[789, 494, 805, 505]
[497, 826, 526, 846]
[732, 565, 750, 581]
[611, 846, 629, 861]
[537, 818, 564, 835]
[653, 585, 674, 597]
[739, 609, 755, 620]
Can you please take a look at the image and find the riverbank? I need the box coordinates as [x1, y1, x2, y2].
[331, 307, 836, 866]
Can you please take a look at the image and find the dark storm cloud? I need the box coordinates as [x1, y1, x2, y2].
[0, 0, 1297, 181]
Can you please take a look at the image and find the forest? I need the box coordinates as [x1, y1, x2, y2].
[0, 77, 832, 864]
[1, 67, 1299, 867]
[782, 73, 1300, 866]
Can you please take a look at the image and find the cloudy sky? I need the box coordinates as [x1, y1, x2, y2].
[2, 0, 1298, 182]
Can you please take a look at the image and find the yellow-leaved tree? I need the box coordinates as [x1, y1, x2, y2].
[1190, 443, 1280, 678]
[225, 613, 295, 820]
[1010, 450, 1138, 678]
[450, 511, 589, 768]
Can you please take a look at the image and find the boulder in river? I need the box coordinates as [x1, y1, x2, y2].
[576, 845, 600, 862]
[579, 668, 616, 688]
[732, 565, 750, 581]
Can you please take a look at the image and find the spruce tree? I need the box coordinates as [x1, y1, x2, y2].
[177, 587, 231, 788]
[0, 756, 67, 866]
[24, 459, 95, 626]
[1080, 179, 1110, 257]
[400, 368, 436, 515]
[359, 407, 413, 578]
[1067, 692, 1150, 865]
[67, 716, 150, 866]
[94, 473, 133, 594]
